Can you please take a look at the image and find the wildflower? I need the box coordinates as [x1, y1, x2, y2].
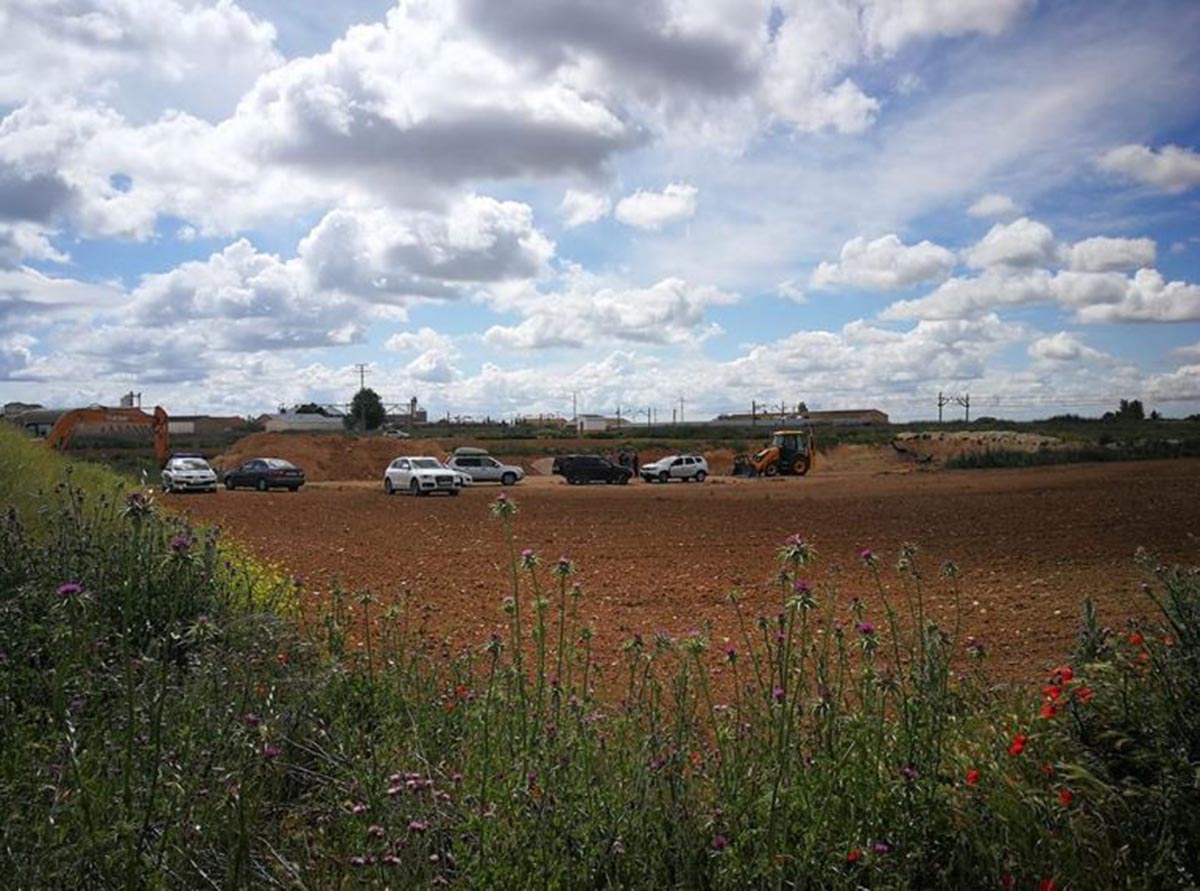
[1038, 879, 1057, 891]
[725, 645, 737, 663]
[262, 744, 281, 761]
[368, 824, 384, 838]
[942, 560, 959, 577]
[1042, 685, 1062, 702]
[1039, 703, 1057, 720]
[966, 769, 980, 787]
[847, 849, 863, 865]
[1001, 873, 1014, 888]
[56, 581, 84, 598]
[501, 596, 516, 614]
[711, 833, 728, 851]
[520, 547, 539, 568]
[349, 801, 368, 816]
[1041, 762, 1055, 777]
[1163, 634, 1175, 647]
[778, 534, 816, 566]
[859, 547, 876, 567]
[1128, 631, 1145, 646]
[900, 764, 919, 782]
[490, 492, 517, 518]
[527, 770, 538, 789]
[349, 856, 369, 868]
[772, 686, 785, 703]
[1008, 733, 1027, 757]
[552, 555, 573, 577]
[408, 820, 429, 833]
[872, 841, 894, 855]
[169, 533, 194, 553]
[1075, 686, 1094, 704]
[1058, 788, 1074, 808]
[966, 637, 987, 659]
[855, 621, 875, 636]
[1055, 665, 1074, 683]
[239, 713, 262, 727]
[124, 491, 153, 517]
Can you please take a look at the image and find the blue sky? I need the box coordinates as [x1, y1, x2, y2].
[1, 0, 1199, 421]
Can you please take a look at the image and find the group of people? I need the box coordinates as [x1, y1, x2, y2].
[609, 449, 640, 474]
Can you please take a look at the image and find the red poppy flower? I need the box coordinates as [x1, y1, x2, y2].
[1039, 879, 1057, 891]
[1163, 634, 1175, 647]
[1129, 631, 1144, 646]
[1039, 702, 1057, 720]
[1001, 873, 1014, 888]
[966, 769, 980, 786]
[1058, 788, 1074, 807]
[1008, 734, 1027, 756]
[1041, 762, 1055, 777]
[1075, 686, 1094, 704]
[847, 849, 863, 865]
[1042, 685, 1062, 701]
[1055, 665, 1074, 683]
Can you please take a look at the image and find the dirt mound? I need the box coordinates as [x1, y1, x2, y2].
[816, 443, 916, 474]
[894, 430, 1064, 463]
[214, 433, 449, 482]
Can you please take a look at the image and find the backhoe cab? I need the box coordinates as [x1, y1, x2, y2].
[732, 428, 815, 478]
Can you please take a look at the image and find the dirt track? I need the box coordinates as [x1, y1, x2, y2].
[174, 460, 1200, 685]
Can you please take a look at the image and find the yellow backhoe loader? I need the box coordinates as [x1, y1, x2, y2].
[732, 428, 815, 477]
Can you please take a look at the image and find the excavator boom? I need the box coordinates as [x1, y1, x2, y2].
[44, 406, 170, 466]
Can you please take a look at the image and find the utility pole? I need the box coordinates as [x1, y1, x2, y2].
[353, 363, 369, 392]
[751, 399, 758, 427]
[572, 391, 578, 427]
[937, 391, 953, 424]
[679, 395, 685, 424]
[616, 405, 621, 428]
[956, 393, 971, 422]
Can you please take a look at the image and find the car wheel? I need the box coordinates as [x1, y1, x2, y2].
[501, 472, 516, 486]
[161, 479, 170, 493]
[410, 479, 421, 496]
[288, 485, 299, 492]
[385, 477, 395, 495]
[618, 475, 629, 485]
[256, 478, 268, 492]
[695, 470, 707, 483]
[225, 477, 235, 490]
[448, 489, 460, 497]
[658, 471, 669, 483]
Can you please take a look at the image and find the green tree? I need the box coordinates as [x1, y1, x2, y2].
[348, 388, 385, 431]
[1117, 399, 1145, 422]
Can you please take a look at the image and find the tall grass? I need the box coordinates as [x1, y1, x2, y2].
[1, 430, 1197, 887]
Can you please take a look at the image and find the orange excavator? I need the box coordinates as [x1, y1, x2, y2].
[44, 406, 170, 466]
[732, 428, 816, 477]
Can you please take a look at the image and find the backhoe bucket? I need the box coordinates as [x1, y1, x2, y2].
[731, 455, 756, 477]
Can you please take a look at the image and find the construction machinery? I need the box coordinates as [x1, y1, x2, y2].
[732, 428, 815, 478]
[44, 406, 170, 466]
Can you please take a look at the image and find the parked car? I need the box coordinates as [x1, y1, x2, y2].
[223, 457, 305, 491]
[381, 428, 410, 438]
[161, 454, 218, 493]
[640, 454, 709, 483]
[551, 454, 633, 485]
[447, 448, 526, 485]
[383, 456, 469, 496]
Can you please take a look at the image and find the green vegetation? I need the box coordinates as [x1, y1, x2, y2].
[2, 429, 1198, 887]
[946, 439, 1200, 469]
[347, 388, 386, 431]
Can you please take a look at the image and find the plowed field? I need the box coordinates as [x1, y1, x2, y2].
[173, 460, 1200, 686]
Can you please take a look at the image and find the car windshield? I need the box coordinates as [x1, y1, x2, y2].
[412, 458, 442, 469]
[263, 459, 296, 469]
[173, 458, 210, 470]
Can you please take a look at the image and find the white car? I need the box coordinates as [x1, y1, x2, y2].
[161, 455, 219, 493]
[383, 456, 470, 496]
[640, 454, 709, 483]
[446, 449, 526, 485]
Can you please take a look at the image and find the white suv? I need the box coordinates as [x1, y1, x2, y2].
[161, 455, 219, 493]
[639, 454, 708, 483]
[446, 450, 525, 485]
[383, 456, 470, 496]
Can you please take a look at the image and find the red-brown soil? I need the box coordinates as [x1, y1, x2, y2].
[172, 457, 1200, 688]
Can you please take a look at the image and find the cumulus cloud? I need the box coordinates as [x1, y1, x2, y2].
[859, 0, 1033, 54]
[483, 270, 735, 349]
[964, 217, 1059, 268]
[1097, 143, 1200, 193]
[1028, 331, 1105, 362]
[0, 0, 281, 121]
[385, 327, 457, 355]
[0, 223, 68, 269]
[810, 234, 956, 291]
[614, 183, 698, 230]
[558, 189, 611, 228]
[1065, 236, 1155, 272]
[1075, 268, 1200, 323]
[967, 193, 1020, 219]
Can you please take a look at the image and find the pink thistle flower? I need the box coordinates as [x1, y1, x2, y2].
[262, 744, 281, 761]
[56, 581, 84, 598]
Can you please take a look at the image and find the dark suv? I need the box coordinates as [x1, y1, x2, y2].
[552, 454, 633, 485]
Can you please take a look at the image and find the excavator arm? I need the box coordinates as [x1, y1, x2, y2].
[45, 406, 170, 466]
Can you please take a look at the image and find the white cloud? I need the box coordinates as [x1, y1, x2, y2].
[967, 193, 1020, 219]
[1028, 332, 1105, 363]
[964, 217, 1059, 268]
[0, 223, 68, 268]
[860, 0, 1033, 54]
[1076, 268, 1200, 323]
[810, 233, 956, 291]
[614, 183, 698, 230]
[777, 280, 806, 303]
[558, 189, 611, 228]
[1065, 235, 1155, 272]
[385, 327, 456, 354]
[483, 269, 735, 349]
[1097, 143, 1200, 193]
[406, 348, 460, 383]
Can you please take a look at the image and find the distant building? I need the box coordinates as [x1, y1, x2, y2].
[263, 411, 346, 433]
[3, 401, 43, 418]
[8, 408, 64, 436]
[710, 408, 889, 427]
[167, 415, 250, 436]
[576, 414, 625, 433]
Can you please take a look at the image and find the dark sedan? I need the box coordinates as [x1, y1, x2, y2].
[551, 454, 632, 485]
[223, 457, 305, 491]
